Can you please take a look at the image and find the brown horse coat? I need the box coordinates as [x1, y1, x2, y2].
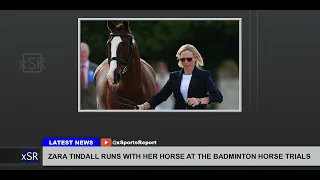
[94, 21, 158, 110]
[94, 58, 157, 109]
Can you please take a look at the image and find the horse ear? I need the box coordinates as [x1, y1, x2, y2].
[107, 21, 116, 32]
[122, 21, 129, 31]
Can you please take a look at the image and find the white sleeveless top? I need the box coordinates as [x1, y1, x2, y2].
[180, 74, 192, 102]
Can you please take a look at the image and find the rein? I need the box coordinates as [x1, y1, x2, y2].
[106, 82, 139, 110]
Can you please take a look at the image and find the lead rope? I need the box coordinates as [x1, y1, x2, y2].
[106, 82, 139, 110]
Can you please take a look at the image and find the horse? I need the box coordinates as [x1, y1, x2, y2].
[94, 21, 157, 110]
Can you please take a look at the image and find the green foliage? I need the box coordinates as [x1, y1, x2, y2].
[80, 20, 239, 77]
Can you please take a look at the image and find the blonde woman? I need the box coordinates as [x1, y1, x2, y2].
[137, 44, 223, 110]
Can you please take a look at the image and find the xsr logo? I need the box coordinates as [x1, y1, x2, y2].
[20, 53, 46, 73]
[21, 150, 39, 162]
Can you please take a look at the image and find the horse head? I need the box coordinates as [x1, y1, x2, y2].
[106, 21, 136, 85]
[94, 21, 157, 109]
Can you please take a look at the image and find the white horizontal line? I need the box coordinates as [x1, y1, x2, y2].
[78, 18, 242, 21]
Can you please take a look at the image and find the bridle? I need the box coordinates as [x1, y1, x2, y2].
[107, 32, 139, 110]
[108, 33, 135, 75]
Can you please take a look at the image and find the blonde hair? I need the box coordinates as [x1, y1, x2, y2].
[176, 44, 204, 68]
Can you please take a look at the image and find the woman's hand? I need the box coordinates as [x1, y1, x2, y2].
[136, 102, 151, 110]
[136, 105, 146, 110]
[187, 98, 200, 107]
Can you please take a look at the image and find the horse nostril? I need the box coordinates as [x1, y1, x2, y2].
[114, 73, 121, 83]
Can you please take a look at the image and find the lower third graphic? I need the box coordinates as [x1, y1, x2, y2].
[20, 53, 46, 73]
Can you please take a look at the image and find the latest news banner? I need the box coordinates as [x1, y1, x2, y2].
[42, 138, 320, 166]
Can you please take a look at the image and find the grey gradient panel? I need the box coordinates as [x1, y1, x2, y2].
[258, 10, 320, 114]
[0, 10, 249, 147]
[0, 10, 319, 170]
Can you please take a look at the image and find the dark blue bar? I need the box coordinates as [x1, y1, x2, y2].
[42, 137, 100, 146]
[23, 150, 38, 162]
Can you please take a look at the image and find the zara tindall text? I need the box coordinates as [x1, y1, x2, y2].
[48, 152, 311, 160]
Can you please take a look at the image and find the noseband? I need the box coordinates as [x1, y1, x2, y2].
[108, 33, 135, 75]
[106, 32, 139, 110]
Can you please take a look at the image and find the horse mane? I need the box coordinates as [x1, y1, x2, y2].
[115, 23, 133, 34]
[115, 23, 124, 29]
